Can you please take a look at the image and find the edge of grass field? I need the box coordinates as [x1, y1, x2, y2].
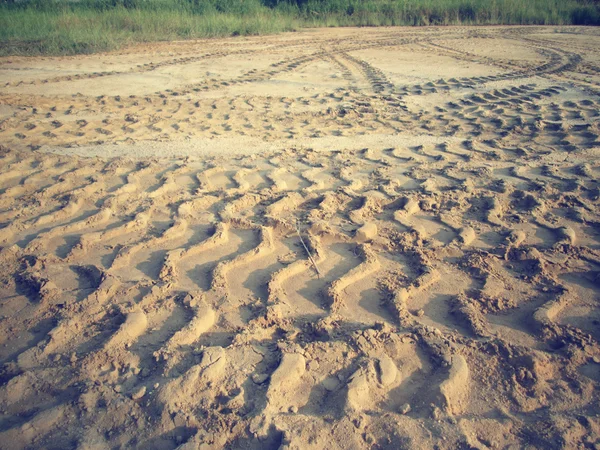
[0, 0, 598, 56]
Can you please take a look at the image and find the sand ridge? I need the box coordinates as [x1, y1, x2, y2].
[0, 26, 599, 449]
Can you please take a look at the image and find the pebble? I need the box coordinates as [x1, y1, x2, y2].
[322, 376, 340, 392]
[132, 386, 146, 400]
[399, 403, 411, 415]
[252, 373, 269, 384]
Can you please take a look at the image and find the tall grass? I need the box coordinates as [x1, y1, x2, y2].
[297, 0, 600, 26]
[0, 0, 598, 56]
[0, 1, 300, 55]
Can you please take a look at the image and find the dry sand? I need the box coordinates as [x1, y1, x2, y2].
[0, 26, 600, 449]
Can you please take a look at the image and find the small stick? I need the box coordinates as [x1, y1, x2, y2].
[295, 222, 321, 278]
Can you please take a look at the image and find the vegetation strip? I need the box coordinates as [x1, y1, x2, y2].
[1, 0, 599, 56]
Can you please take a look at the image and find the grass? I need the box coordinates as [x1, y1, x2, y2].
[0, 0, 599, 56]
[0, 5, 300, 55]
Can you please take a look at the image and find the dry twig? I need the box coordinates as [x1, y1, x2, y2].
[295, 222, 321, 278]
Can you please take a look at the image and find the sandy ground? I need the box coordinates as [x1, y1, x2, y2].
[0, 25, 600, 450]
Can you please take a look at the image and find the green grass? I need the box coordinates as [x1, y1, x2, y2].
[0, 0, 599, 56]
[0, 4, 301, 55]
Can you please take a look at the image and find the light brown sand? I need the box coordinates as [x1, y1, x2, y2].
[0, 26, 600, 450]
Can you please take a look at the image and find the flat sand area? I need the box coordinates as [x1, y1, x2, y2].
[0, 26, 600, 449]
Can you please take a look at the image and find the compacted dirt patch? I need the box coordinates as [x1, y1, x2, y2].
[0, 26, 599, 449]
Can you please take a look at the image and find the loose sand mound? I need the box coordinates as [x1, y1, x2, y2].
[0, 26, 599, 449]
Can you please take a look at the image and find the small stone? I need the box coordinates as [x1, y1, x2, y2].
[252, 373, 269, 384]
[377, 355, 397, 386]
[153, 383, 159, 389]
[593, 356, 600, 364]
[131, 386, 146, 400]
[308, 360, 320, 371]
[399, 403, 411, 415]
[322, 376, 340, 392]
[417, 309, 425, 317]
[114, 385, 122, 393]
[289, 405, 298, 413]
